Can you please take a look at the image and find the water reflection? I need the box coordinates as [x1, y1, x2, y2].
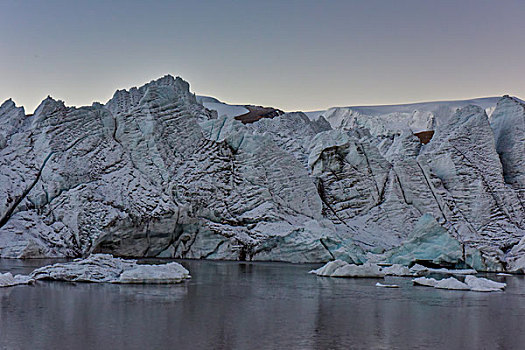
[0, 259, 524, 349]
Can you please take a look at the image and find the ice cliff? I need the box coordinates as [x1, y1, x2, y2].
[0, 75, 523, 272]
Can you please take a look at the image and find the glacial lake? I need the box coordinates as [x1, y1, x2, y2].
[1, 259, 524, 350]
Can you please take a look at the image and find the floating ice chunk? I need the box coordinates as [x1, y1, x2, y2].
[464, 275, 506, 292]
[408, 264, 477, 276]
[29, 254, 191, 284]
[414, 276, 505, 292]
[434, 277, 470, 290]
[412, 277, 438, 287]
[309, 260, 348, 276]
[117, 262, 190, 284]
[375, 282, 399, 288]
[330, 262, 385, 278]
[0, 272, 34, 287]
[497, 273, 513, 276]
[429, 268, 477, 275]
[310, 261, 384, 278]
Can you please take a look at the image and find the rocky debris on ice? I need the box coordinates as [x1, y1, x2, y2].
[29, 254, 190, 284]
[310, 260, 384, 278]
[0, 272, 34, 287]
[413, 275, 505, 292]
[375, 282, 399, 288]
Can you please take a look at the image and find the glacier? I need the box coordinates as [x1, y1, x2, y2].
[0, 74, 523, 273]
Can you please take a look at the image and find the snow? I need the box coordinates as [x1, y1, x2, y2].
[306, 97, 510, 134]
[196, 95, 249, 118]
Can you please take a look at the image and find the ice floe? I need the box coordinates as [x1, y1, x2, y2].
[412, 275, 505, 292]
[0, 272, 34, 287]
[29, 254, 190, 284]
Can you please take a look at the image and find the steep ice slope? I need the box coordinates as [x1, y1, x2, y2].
[0, 76, 213, 258]
[419, 106, 524, 254]
[0, 76, 363, 263]
[304, 104, 524, 270]
[490, 96, 525, 201]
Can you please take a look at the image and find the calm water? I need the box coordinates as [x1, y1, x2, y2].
[1, 259, 524, 350]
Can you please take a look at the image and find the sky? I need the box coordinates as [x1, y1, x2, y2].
[1, 0, 525, 113]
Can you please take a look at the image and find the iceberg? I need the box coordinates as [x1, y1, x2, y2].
[464, 275, 506, 292]
[412, 277, 439, 287]
[413, 275, 505, 292]
[434, 277, 470, 290]
[310, 260, 384, 278]
[0, 272, 34, 288]
[30, 254, 190, 284]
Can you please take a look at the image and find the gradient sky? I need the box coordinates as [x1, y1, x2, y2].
[1, 0, 525, 112]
